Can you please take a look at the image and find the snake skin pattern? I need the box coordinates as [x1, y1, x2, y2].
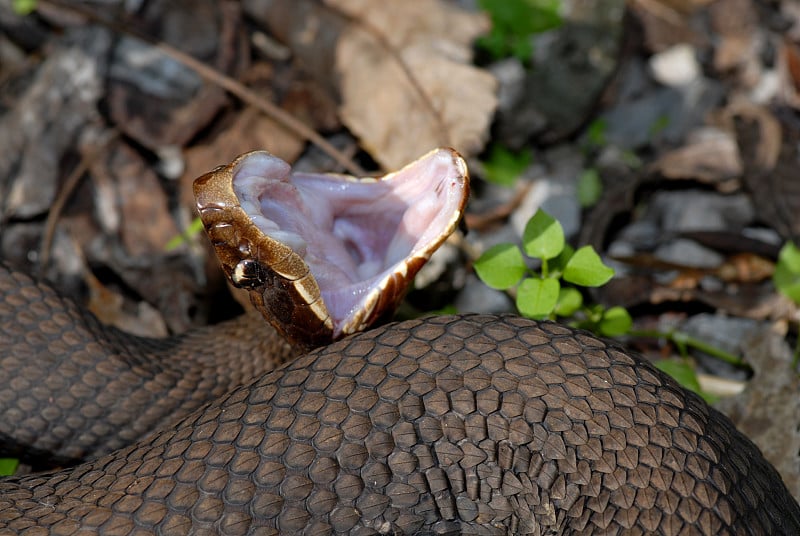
[0, 265, 298, 466]
[0, 272, 799, 534]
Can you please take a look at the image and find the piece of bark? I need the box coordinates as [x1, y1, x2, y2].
[0, 27, 109, 219]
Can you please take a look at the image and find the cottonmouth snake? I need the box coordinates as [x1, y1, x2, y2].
[0, 150, 799, 534]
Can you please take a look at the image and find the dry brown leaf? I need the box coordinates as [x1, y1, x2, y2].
[725, 101, 781, 170]
[89, 141, 181, 257]
[636, 0, 715, 15]
[85, 268, 169, 338]
[708, 0, 759, 75]
[715, 253, 774, 284]
[628, 0, 707, 52]
[780, 38, 800, 110]
[330, 0, 497, 169]
[649, 127, 742, 188]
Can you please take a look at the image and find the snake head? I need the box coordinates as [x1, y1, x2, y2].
[193, 148, 469, 350]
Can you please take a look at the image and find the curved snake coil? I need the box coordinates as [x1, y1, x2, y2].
[1, 147, 799, 534]
[0, 266, 798, 534]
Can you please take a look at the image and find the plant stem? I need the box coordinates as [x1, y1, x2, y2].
[628, 329, 746, 368]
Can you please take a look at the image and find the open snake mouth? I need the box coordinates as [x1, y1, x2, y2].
[196, 148, 469, 345]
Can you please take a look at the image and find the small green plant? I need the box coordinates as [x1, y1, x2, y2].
[474, 209, 746, 399]
[476, 0, 562, 63]
[648, 114, 671, 139]
[480, 143, 532, 187]
[585, 118, 608, 149]
[634, 328, 744, 403]
[474, 209, 629, 336]
[773, 241, 800, 365]
[773, 242, 800, 303]
[165, 217, 205, 251]
[0, 457, 18, 477]
[654, 360, 705, 399]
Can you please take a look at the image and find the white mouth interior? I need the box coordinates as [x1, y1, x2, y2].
[232, 150, 466, 333]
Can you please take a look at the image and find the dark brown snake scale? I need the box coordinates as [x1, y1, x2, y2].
[1, 265, 799, 535]
[0, 267, 298, 466]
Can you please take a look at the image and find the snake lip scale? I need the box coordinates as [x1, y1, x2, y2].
[0, 150, 798, 534]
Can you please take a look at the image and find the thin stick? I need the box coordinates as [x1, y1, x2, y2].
[39, 0, 366, 176]
[39, 131, 119, 270]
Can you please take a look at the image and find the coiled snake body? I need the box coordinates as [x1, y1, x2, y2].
[1, 150, 799, 534]
[0, 265, 798, 535]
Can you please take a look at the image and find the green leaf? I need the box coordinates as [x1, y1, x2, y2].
[654, 360, 701, 391]
[509, 37, 534, 63]
[598, 306, 632, 337]
[12, 0, 37, 15]
[428, 304, 458, 316]
[774, 265, 800, 303]
[474, 243, 527, 289]
[774, 242, 800, 304]
[0, 458, 18, 476]
[649, 114, 671, 138]
[522, 210, 564, 260]
[549, 243, 575, 274]
[165, 217, 205, 251]
[563, 246, 614, 287]
[554, 286, 582, 317]
[481, 144, 532, 187]
[479, 0, 562, 35]
[620, 150, 643, 169]
[654, 360, 715, 403]
[517, 277, 559, 319]
[586, 118, 607, 148]
[475, 30, 506, 60]
[477, 0, 562, 61]
[577, 168, 602, 208]
[778, 242, 800, 272]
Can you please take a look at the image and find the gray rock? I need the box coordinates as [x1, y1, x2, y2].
[681, 313, 761, 381]
[454, 273, 514, 314]
[648, 190, 756, 232]
[602, 78, 725, 150]
[655, 238, 724, 268]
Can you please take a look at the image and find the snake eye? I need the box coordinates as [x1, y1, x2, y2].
[231, 259, 266, 289]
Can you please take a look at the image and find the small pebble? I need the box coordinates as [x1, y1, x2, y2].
[649, 44, 700, 87]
